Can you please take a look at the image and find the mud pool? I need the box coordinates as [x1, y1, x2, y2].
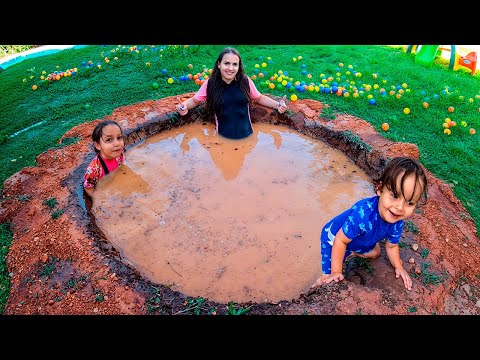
[91, 122, 374, 303]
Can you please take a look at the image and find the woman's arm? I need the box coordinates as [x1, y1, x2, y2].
[255, 94, 281, 110]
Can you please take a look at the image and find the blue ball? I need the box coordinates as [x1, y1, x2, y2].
[369, 99, 377, 105]
[162, 69, 168, 74]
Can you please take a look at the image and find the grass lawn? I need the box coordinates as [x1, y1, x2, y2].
[0, 44, 479, 313]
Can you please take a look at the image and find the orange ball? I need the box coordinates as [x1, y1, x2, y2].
[470, 128, 476, 135]
[422, 102, 429, 108]
[32, 85, 38, 90]
[448, 106, 455, 113]
[381, 123, 389, 131]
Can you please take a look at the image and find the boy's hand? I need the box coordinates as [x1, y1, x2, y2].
[323, 272, 344, 284]
[395, 267, 412, 290]
[311, 272, 344, 288]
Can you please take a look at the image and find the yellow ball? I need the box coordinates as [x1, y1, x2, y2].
[167, 78, 174, 84]
[290, 94, 298, 101]
[403, 108, 410, 114]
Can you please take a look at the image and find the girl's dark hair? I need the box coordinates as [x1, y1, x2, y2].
[205, 47, 251, 121]
[374, 157, 428, 205]
[91, 120, 122, 153]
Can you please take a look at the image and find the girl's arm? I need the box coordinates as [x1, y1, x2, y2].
[385, 241, 412, 290]
[84, 186, 94, 198]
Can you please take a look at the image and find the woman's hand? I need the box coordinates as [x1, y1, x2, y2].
[176, 97, 188, 116]
[277, 95, 288, 114]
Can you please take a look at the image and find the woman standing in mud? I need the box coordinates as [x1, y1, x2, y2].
[176, 46, 288, 139]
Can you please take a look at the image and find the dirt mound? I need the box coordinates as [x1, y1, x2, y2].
[1, 95, 479, 315]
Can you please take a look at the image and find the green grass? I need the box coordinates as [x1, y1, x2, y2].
[1, 44, 479, 313]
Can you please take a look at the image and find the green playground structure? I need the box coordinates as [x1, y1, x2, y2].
[405, 45, 457, 69]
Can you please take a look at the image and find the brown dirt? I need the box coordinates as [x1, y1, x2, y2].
[1, 94, 480, 315]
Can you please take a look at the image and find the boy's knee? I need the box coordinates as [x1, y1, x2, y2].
[371, 243, 381, 258]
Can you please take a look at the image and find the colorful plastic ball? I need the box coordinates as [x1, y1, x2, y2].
[403, 108, 410, 114]
[423, 102, 429, 108]
[162, 69, 168, 74]
[152, 82, 159, 89]
[369, 99, 377, 105]
[290, 94, 298, 101]
[32, 85, 38, 90]
[167, 78, 174, 84]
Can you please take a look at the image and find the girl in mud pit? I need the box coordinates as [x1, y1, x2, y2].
[83, 120, 125, 197]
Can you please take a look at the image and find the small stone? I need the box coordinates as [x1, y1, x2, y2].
[412, 244, 419, 251]
[408, 258, 415, 264]
[415, 267, 422, 275]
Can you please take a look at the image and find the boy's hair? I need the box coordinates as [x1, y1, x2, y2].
[91, 120, 122, 153]
[374, 157, 428, 205]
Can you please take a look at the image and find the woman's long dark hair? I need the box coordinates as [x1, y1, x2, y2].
[205, 47, 251, 121]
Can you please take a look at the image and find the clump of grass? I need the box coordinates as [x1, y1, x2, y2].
[320, 106, 336, 120]
[0, 222, 12, 314]
[413, 261, 448, 286]
[42, 197, 57, 209]
[342, 130, 373, 152]
[405, 220, 419, 234]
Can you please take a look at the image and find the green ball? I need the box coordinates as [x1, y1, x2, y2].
[152, 82, 159, 89]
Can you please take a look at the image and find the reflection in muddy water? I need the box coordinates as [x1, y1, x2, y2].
[92, 122, 375, 303]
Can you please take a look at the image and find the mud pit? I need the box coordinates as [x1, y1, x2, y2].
[1, 94, 480, 315]
[92, 122, 373, 304]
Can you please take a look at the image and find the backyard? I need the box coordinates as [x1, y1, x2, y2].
[0, 45, 479, 315]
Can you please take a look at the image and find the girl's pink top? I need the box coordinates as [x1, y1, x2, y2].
[83, 150, 125, 190]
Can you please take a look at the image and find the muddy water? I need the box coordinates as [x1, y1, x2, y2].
[91, 122, 375, 303]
